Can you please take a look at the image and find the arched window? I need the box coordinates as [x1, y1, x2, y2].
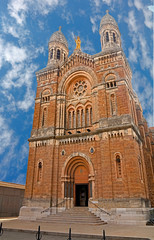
[85, 105, 92, 127]
[77, 109, 80, 128]
[86, 108, 89, 126]
[113, 32, 116, 43]
[73, 111, 75, 128]
[50, 49, 53, 59]
[81, 109, 84, 127]
[37, 161, 43, 182]
[41, 89, 51, 103]
[42, 112, 45, 127]
[57, 49, 60, 60]
[116, 155, 122, 178]
[64, 53, 66, 61]
[90, 107, 92, 125]
[110, 94, 116, 116]
[42, 108, 47, 127]
[68, 111, 71, 129]
[106, 32, 109, 42]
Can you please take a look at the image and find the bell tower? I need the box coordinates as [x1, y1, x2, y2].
[99, 10, 121, 51]
[47, 26, 69, 67]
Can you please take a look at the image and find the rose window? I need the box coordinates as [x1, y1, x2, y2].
[73, 80, 87, 97]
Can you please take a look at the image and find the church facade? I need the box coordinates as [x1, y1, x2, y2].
[20, 12, 154, 223]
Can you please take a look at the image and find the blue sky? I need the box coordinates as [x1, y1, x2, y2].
[0, 0, 153, 185]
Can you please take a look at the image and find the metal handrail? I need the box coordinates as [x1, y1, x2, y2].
[89, 199, 111, 215]
[41, 198, 66, 214]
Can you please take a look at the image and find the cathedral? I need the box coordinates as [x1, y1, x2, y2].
[20, 11, 154, 224]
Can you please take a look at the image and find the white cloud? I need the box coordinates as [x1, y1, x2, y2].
[2, 63, 26, 89]
[32, 0, 67, 15]
[81, 39, 95, 54]
[0, 39, 4, 68]
[145, 112, 154, 127]
[0, 34, 40, 111]
[138, 35, 152, 74]
[71, 31, 75, 40]
[5, 44, 27, 65]
[128, 0, 133, 7]
[1, 16, 30, 39]
[78, 9, 86, 16]
[17, 87, 35, 111]
[132, 71, 153, 126]
[61, 10, 73, 24]
[90, 16, 98, 33]
[1, 62, 37, 111]
[148, 5, 154, 12]
[0, 119, 28, 182]
[38, 20, 44, 30]
[125, 11, 152, 77]
[118, 14, 122, 22]
[1, 91, 17, 112]
[143, 7, 153, 29]
[7, 0, 67, 25]
[0, 37, 27, 69]
[102, 0, 112, 5]
[134, 0, 142, 10]
[16, 142, 29, 169]
[127, 10, 139, 33]
[15, 174, 26, 184]
[128, 47, 138, 63]
[8, 0, 28, 25]
[0, 115, 14, 155]
[90, 15, 102, 33]
[94, 0, 100, 7]
[133, 0, 153, 29]
[2, 17, 19, 38]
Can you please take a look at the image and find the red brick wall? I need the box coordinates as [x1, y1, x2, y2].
[24, 50, 154, 209]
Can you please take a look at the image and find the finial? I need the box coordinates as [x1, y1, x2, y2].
[106, 10, 109, 14]
[59, 26, 61, 31]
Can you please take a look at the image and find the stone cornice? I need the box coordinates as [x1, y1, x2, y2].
[28, 122, 141, 142]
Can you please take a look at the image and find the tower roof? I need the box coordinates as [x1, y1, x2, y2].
[49, 27, 68, 49]
[100, 10, 118, 29]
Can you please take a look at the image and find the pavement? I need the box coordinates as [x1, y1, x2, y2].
[0, 217, 154, 240]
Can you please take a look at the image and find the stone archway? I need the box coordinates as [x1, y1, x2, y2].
[62, 154, 95, 207]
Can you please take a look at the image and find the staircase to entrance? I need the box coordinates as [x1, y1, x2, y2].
[37, 207, 106, 225]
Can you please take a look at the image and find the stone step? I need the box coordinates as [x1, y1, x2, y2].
[37, 207, 106, 225]
[49, 213, 97, 217]
[45, 215, 100, 219]
[38, 220, 105, 225]
[41, 217, 102, 222]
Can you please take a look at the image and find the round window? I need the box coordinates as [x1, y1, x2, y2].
[73, 80, 87, 97]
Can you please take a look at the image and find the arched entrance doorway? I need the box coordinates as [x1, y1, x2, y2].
[62, 155, 95, 207]
[74, 165, 89, 206]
